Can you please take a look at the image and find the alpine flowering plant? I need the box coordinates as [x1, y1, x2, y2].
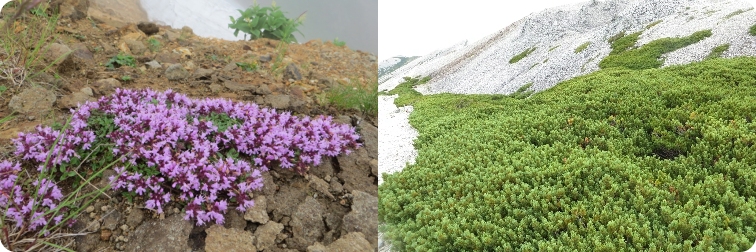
[12, 88, 361, 226]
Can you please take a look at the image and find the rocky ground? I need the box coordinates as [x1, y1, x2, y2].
[0, 1, 378, 251]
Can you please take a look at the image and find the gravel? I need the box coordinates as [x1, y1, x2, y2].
[377, 95, 418, 185]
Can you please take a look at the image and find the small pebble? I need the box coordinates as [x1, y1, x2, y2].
[324, 175, 331, 182]
[89, 212, 96, 218]
[101, 206, 109, 212]
[86, 206, 95, 213]
[120, 224, 129, 232]
[173, 208, 180, 214]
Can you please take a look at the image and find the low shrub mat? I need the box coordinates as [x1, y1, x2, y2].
[379, 57, 756, 251]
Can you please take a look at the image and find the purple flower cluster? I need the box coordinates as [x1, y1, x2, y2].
[0, 161, 65, 233]
[11, 88, 361, 225]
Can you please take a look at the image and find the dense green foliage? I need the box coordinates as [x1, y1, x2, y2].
[228, 2, 305, 43]
[607, 31, 641, 55]
[706, 44, 730, 60]
[575, 42, 591, 54]
[599, 30, 711, 70]
[379, 57, 756, 251]
[510, 47, 537, 64]
[105, 53, 137, 69]
[750, 24, 756, 36]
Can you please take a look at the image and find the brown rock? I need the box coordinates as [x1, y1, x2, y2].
[306, 232, 372, 252]
[243, 195, 269, 224]
[155, 53, 180, 64]
[124, 214, 193, 252]
[164, 64, 189, 81]
[58, 92, 97, 108]
[266, 95, 290, 110]
[100, 229, 112, 241]
[224, 81, 255, 92]
[284, 63, 302, 81]
[137, 22, 160, 36]
[360, 122, 377, 159]
[9, 87, 56, 115]
[70, 43, 94, 60]
[342, 191, 378, 249]
[254, 221, 284, 251]
[307, 175, 335, 200]
[54, 0, 88, 20]
[45, 43, 72, 65]
[288, 197, 325, 250]
[92, 78, 122, 94]
[205, 225, 256, 252]
[290, 86, 305, 101]
[125, 40, 147, 55]
[336, 148, 375, 196]
[223, 209, 247, 231]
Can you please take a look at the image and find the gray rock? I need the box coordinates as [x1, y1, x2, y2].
[267, 185, 306, 221]
[288, 197, 325, 250]
[266, 95, 291, 110]
[145, 60, 162, 69]
[334, 115, 351, 126]
[126, 208, 145, 228]
[254, 221, 284, 251]
[205, 224, 256, 252]
[311, 158, 334, 181]
[163, 30, 180, 42]
[243, 195, 269, 224]
[125, 40, 147, 55]
[259, 171, 277, 196]
[308, 175, 335, 201]
[124, 214, 193, 252]
[224, 81, 255, 92]
[329, 178, 343, 194]
[102, 210, 122, 230]
[45, 43, 72, 65]
[255, 85, 272, 95]
[222, 61, 238, 72]
[192, 68, 214, 79]
[343, 191, 378, 249]
[165, 64, 189, 81]
[209, 84, 223, 93]
[258, 54, 272, 62]
[70, 43, 94, 60]
[80, 87, 94, 97]
[9, 87, 56, 115]
[155, 53, 179, 64]
[306, 232, 372, 252]
[284, 63, 302, 81]
[86, 219, 100, 232]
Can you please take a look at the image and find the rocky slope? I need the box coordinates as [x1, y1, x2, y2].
[378, 0, 756, 95]
[0, 1, 378, 251]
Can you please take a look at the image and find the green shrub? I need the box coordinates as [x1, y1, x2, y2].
[599, 29, 712, 70]
[333, 38, 346, 47]
[509, 47, 537, 64]
[608, 31, 642, 55]
[147, 37, 161, 52]
[706, 44, 730, 60]
[228, 2, 305, 43]
[379, 57, 756, 251]
[749, 24, 756, 36]
[574, 42, 591, 53]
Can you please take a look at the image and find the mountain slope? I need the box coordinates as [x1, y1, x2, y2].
[379, 0, 756, 95]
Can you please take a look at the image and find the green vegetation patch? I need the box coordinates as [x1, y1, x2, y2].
[509, 47, 537, 64]
[599, 29, 712, 70]
[706, 44, 730, 60]
[574, 42, 591, 54]
[645, 20, 663, 29]
[749, 23, 756, 36]
[608, 31, 642, 55]
[548, 45, 560, 52]
[379, 57, 756, 251]
[724, 8, 753, 19]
